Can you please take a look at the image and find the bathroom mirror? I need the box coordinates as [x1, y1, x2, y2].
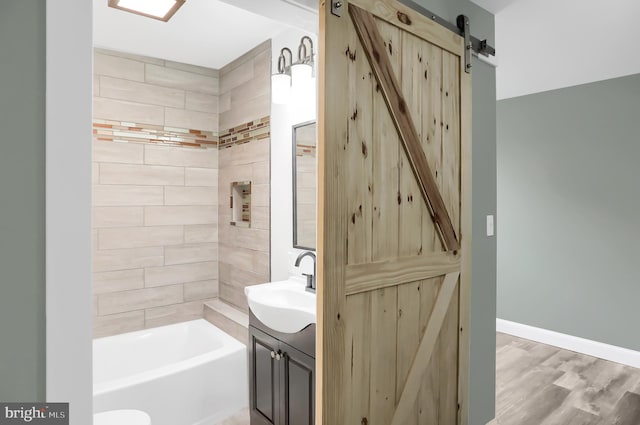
[292, 121, 317, 250]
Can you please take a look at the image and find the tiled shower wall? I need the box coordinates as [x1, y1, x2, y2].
[218, 40, 272, 311]
[92, 49, 220, 338]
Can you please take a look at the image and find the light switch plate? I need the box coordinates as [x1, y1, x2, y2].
[486, 215, 495, 237]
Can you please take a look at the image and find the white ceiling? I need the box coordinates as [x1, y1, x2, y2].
[496, 0, 640, 99]
[470, 0, 519, 14]
[93, 0, 290, 69]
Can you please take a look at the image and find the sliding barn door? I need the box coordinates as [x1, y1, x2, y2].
[317, 0, 471, 424]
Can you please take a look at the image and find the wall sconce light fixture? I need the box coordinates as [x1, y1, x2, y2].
[272, 37, 316, 105]
[272, 48, 293, 105]
[291, 36, 315, 87]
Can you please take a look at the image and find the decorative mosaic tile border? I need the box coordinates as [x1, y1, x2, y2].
[92, 119, 218, 149]
[219, 116, 270, 149]
[296, 144, 317, 158]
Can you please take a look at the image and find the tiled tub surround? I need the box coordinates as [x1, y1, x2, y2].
[218, 135, 270, 312]
[93, 49, 221, 338]
[218, 41, 272, 312]
[92, 44, 272, 334]
[94, 48, 219, 133]
[93, 141, 219, 338]
[219, 40, 271, 132]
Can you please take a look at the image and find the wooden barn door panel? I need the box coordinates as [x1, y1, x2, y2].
[318, 0, 471, 423]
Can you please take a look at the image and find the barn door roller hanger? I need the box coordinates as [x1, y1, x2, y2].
[399, 0, 496, 73]
[331, 0, 496, 73]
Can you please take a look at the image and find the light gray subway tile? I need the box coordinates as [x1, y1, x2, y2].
[218, 138, 269, 168]
[185, 91, 219, 114]
[94, 48, 165, 66]
[94, 52, 145, 81]
[220, 39, 270, 76]
[299, 171, 316, 189]
[219, 226, 268, 251]
[220, 94, 270, 131]
[185, 168, 218, 187]
[94, 97, 164, 126]
[93, 246, 164, 272]
[93, 140, 144, 164]
[144, 299, 208, 329]
[219, 282, 249, 313]
[219, 262, 267, 289]
[229, 74, 270, 106]
[250, 206, 269, 230]
[145, 261, 218, 287]
[218, 244, 269, 277]
[94, 311, 145, 338]
[100, 76, 185, 108]
[145, 64, 218, 95]
[220, 59, 254, 94]
[93, 269, 145, 295]
[99, 163, 184, 186]
[164, 60, 219, 78]
[252, 162, 269, 185]
[144, 206, 217, 226]
[144, 144, 217, 168]
[93, 229, 99, 252]
[98, 226, 184, 250]
[296, 187, 316, 205]
[165, 107, 218, 133]
[93, 185, 164, 206]
[164, 243, 218, 265]
[184, 225, 218, 244]
[164, 186, 217, 206]
[93, 206, 144, 228]
[253, 49, 272, 81]
[184, 280, 219, 302]
[217, 163, 251, 187]
[219, 92, 231, 113]
[98, 285, 183, 315]
[252, 184, 269, 207]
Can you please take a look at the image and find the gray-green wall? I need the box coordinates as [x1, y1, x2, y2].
[0, 0, 47, 401]
[418, 2, 497, 424]
[498, 73, 640, 351]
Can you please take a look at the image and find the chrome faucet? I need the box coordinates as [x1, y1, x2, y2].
[294, 251, 316, 293]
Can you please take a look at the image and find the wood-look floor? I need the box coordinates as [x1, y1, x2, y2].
[213, 409, 249, 425]
[214, 334, 640, 425]
[497, 333, 640, 425]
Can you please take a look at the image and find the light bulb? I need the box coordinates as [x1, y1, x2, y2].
[272, 73, 292, 105]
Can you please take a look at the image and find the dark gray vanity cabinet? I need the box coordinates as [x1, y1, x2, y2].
[249, 327, 279, 425]
[248, 313, 315, 425]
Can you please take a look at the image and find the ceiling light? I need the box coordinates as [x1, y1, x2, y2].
[108, 0, 186, 22]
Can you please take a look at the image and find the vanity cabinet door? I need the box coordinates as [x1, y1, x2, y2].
[249, 326, 280, 425]
[280, 342, 315, 425]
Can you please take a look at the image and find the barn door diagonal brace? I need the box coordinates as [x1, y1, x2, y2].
[398, 0, 495, 72]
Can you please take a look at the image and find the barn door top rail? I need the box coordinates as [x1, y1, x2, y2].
[398, 0, 495, 72]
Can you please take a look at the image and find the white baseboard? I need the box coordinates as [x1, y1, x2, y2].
[497, 319, 640, 369]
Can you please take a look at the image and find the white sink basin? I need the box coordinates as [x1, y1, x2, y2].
[245, 279, 316, 334]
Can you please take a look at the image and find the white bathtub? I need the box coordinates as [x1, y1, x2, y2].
[93, 319, 248, 425]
